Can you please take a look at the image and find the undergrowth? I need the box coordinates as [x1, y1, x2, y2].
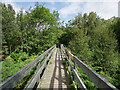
[1, 52, 39, 82]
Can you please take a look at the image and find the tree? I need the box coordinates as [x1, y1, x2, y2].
[2, 3, 20, 55]
[69, 27, 92, 63]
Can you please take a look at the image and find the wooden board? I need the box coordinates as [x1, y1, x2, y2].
[74, 56, 118, 89]
[67, 59, 87, 89]
[0, 45, 56, 89]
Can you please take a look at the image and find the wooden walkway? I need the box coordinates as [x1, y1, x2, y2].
[0, 44, 118, 90]
[37, 48, 71, 89]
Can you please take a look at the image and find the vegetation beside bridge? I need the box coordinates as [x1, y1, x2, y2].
[1, 2, 120, 89]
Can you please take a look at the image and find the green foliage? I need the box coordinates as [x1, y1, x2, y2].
[2, 37, 9, 59]
[1, 2, 120, 89]
[10, 52, 29, 61]
[2, 2, 61, 58]
[69, 27, 92, 62]
[62, 12, 120, 89]
[1, 2, 62, 85]
[16, 66, 37, 89]
[77, 67, 97, 89]
[1, 53, 38, 82]
[2, 3, 20, 55]
[50, 61, 52, 64]
[62, 61, 66, 65]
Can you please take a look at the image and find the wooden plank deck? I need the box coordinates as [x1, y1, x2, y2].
[37, 48, 71, 89]
[0, 44, 118, 89]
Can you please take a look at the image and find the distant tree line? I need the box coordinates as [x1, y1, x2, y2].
[1, 2, 63, 58]
[60, 12, 120, 89]
[1, 2, 120, 89]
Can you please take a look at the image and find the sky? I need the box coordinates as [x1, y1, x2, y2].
[2, 0, 120, 23]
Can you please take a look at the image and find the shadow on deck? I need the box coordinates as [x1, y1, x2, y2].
[49, 48, 71, 89]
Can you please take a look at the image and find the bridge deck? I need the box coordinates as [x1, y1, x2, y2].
[37, 48, 71, 89]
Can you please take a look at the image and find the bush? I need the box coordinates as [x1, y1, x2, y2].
[10, 52, 19, 61]
[1, 52, 38, 82]
[19, 52, 29, 61]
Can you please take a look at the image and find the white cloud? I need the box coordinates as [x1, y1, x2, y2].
[59, 3, 81, 18]
[65, 0, 119, 2]
[2, 0, 119, 2]
[59, 2, 118, 21]
[82, 2, 118, 19]
[2, 0, 119, 21]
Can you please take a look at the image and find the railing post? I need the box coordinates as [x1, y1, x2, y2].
[60, 44, 63, 61]
[74, 60, 79, 89]
[73, 60, 75, 69]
